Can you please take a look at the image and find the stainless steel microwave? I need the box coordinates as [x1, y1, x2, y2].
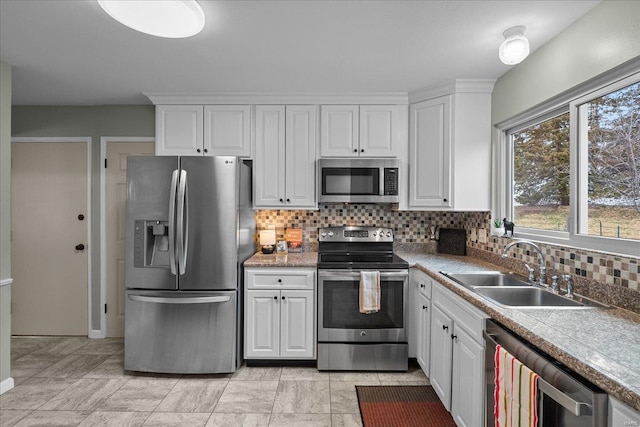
[318, 158, 400, 203]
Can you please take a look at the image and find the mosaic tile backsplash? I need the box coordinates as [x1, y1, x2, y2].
[255, 204, 640, 304]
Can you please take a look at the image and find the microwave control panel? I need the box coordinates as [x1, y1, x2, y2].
[383, 168, 398, 195]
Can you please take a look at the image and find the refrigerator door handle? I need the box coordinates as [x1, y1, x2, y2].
[128, 295, 231, 304]
[176, 170, 189, 275]
[168, 169, 179, 275]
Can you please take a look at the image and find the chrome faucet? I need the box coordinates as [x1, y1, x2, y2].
[562, 274, 574, 298]
[502, 239, 547, 287]
[524, 264, 535, 283]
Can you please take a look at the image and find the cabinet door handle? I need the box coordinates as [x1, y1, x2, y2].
[273, 296, 278, 300]
[203, 148, 208, 153]
[353, 149, 357, 153]
[286, 198, 290, 203]
[442, 325, 449, 331]
[451, 334, 458, 342]
[422, 305, 427, 310]
[281, 296, 286, 300]
[278, 279, 282, 283]
[360, 149, 364, 152]
[279, 198, 284, 203]
[420, 284, 425, 288]
[443, 198, 448, 203]
[196, 148, 201, 153]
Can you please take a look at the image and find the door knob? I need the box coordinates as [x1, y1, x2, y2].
[77, 214, 85, 221]
[75, 244, 85, 251]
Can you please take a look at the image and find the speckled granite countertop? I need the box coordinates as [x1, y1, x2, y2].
[244, 252, 318, 268]
[398, 251, 640, 412]
[242, 250, 640, 411]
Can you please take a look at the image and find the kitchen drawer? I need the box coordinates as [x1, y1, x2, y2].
[246, 268, 315, 290]
[433, 285, 487, 344]
[412, 269, 432, 299]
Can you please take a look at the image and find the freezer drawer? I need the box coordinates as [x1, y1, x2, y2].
[125, 290, 237, 374]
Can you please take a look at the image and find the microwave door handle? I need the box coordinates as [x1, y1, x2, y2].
[168, 169, 179, 275]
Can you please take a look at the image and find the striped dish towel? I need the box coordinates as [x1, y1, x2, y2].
[359, 270, 380, 314]
[494, 344, 539, 427]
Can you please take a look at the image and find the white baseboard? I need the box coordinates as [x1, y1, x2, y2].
[89, 329, 106, 339]
[0, 377, 14, 395]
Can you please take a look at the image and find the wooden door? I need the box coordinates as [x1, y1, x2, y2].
[105, 141, 154, 337]
[11, 141, 88, 335]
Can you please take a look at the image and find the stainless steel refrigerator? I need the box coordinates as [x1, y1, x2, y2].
[124, 156, 255, 374]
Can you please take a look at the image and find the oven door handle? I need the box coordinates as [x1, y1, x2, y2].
[319, 270, 408, 278]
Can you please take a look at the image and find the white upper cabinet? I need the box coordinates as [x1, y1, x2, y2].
[204, 105, 251, 157]
[156, 104, 251, 157]
[285, 105, 317, 207]
[320, 105, 397, 157]
[254, 105, 317, 209]
[360, 105, 395, 156]
[408, 81, 493, 210]
[320, 105, 359, 156]
[156, 105, 204, 156]
[409, 96, 452, 208]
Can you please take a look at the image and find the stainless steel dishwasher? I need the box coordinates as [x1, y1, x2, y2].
[484, 320, 607, 427]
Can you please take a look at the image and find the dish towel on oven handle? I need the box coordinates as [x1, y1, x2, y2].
[359, 270, 380, 314]
[494, 344, 539, 427]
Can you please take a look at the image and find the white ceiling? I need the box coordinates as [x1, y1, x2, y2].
[0, 0, 601, 105]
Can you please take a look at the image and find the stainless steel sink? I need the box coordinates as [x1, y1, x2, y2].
[440, 271, 531, 289]
[440, 271, 610, 309]
[474, 287, 585, 308]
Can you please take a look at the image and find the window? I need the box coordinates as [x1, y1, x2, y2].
[510, 112, 570, 233]
[576, 81, 640, 241]
[501, 70, 640, 256]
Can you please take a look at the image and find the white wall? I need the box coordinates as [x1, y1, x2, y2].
[492, 0, 640, 125]
[0, 61, 13, 393]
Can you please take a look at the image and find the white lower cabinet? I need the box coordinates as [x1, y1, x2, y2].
[244, 268, 315, 359]
[409, 268, 432, 376]
[430, 285, 488, 427]
[609, 396, 640, 427]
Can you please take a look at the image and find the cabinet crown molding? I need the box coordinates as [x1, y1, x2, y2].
[144, 92, 409, 105]
[408, 79, 496, 104]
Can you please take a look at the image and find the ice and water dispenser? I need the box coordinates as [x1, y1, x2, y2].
[133, 220, 170, 268]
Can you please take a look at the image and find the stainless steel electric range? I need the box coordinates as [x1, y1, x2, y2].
[317, 226, 409, 371]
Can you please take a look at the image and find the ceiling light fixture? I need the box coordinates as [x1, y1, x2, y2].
[499, 26, 530, 65]
[97, 0, 205, 39]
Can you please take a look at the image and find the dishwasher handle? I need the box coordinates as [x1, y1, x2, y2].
[483, 330, 593, 417]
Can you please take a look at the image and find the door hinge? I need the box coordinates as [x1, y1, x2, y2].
[104, 303, 107, 314]
[104, 158, 108, 168]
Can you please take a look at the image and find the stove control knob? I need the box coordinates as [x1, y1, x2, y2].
[386, 231, 392, 237]
[360, 331, 366, 337]
[320, 232, 326, 237]
[372, 232, 377, 237]
[328, 231, 334, 237]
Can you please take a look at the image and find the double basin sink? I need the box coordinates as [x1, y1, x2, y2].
[440, 271, 609, 309]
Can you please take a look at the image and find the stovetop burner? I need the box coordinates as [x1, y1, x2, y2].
[317, 226, 408, 270]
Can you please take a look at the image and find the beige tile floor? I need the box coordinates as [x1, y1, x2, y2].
[1, 336, 429, 426]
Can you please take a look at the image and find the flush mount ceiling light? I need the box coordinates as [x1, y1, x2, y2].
[499, 26, 530, 65]
[97, 0, 205, 38]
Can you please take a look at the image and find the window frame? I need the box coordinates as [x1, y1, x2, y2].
[495, 61, 640, 258]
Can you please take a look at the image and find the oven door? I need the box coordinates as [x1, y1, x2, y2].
[318, 269, 408, 342]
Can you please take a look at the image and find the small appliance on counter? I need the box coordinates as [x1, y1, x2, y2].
[437, 228, 466, 255]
